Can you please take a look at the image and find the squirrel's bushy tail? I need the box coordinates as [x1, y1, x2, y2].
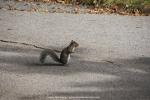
[40, 49, 60, 63]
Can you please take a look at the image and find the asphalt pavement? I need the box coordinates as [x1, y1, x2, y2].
[0, 9, 150, 100]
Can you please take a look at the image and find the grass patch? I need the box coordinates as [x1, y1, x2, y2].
[16, 0, 150, 15]
[17, 0, 150, 7]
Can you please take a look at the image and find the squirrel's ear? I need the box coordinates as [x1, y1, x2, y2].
[71, 40, 74, 42]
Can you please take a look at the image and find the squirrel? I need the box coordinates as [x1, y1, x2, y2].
[39, 40, 79, 65]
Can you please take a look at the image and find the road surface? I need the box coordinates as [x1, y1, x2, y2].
[0, 9, 150, 100]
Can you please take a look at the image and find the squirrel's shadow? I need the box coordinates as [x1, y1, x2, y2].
[27, 63, 65, 67]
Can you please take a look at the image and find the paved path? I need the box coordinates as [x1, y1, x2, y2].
[0, 9, 150, 100]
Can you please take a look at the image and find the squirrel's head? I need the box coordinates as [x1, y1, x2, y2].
[68, 40, 79, 53]
[70, 40, 79, 47]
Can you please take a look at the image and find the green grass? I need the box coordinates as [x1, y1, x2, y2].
[78, 0, 150, 7]
[80, 0, 149, 8]
[76, 0, 150, 14]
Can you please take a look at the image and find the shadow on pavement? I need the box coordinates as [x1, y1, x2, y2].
[0, 50, 150, 100]
[0, 50, 150, 75]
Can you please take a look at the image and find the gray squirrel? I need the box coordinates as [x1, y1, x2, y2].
[40, 40, 79, 65]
